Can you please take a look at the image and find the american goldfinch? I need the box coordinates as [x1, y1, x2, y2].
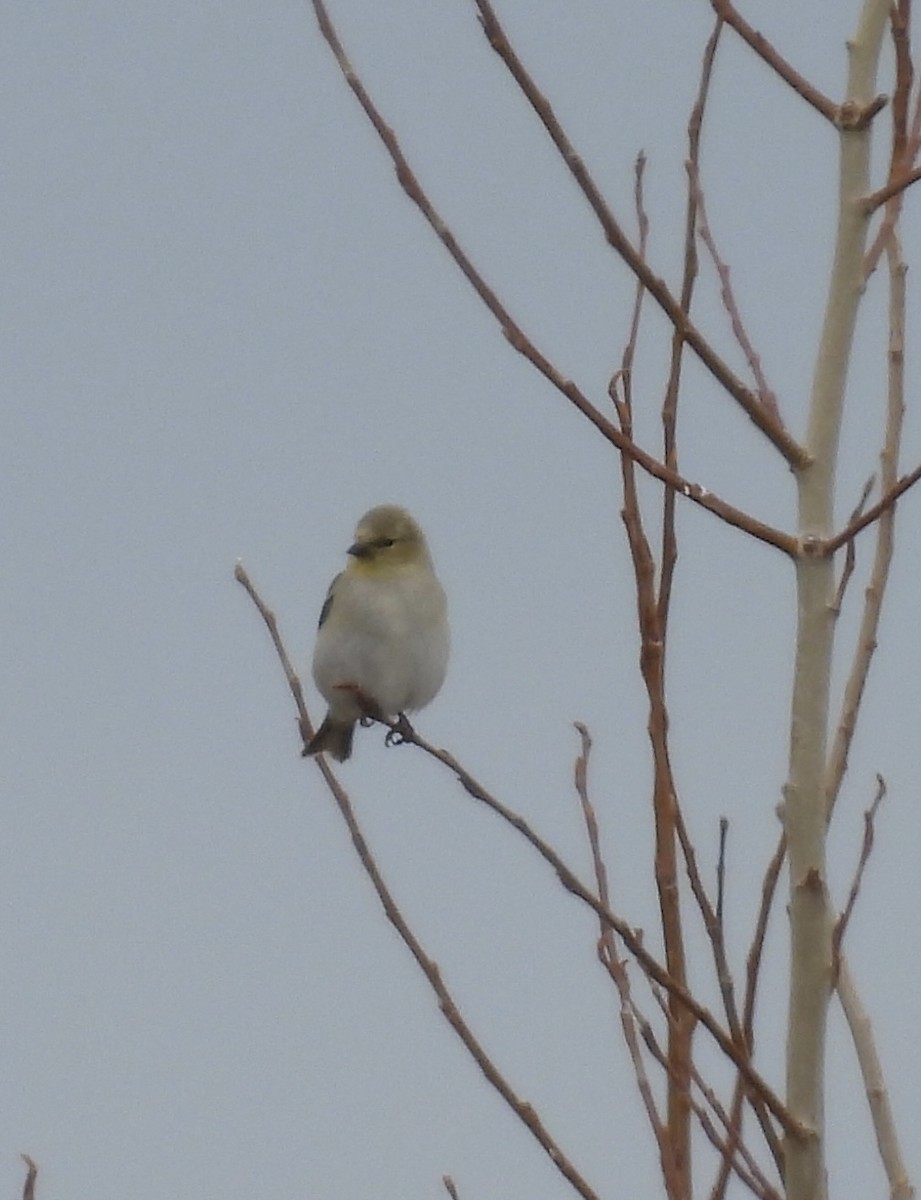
[305, 505, 449, 761]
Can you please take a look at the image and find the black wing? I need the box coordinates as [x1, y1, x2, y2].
[317, 574, 341, 629]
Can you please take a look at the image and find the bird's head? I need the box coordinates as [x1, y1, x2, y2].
[347, 505, 432, 573]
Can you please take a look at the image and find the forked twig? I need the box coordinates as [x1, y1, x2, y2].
[673, 805, 784, 1175]
[822, 460, 921, 555]
[863, 163, 921, 210]
[831, 775, 886, 971]
[641, 993, 782, 1200]
[830, 475, 875, 615]
[572, 723, 681, 1197]
[689, 164, 780, 419]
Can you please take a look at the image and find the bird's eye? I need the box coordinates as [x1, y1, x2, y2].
[377, 538, 396, 549]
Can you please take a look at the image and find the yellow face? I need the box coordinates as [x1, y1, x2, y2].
[347, 505, 428, 572]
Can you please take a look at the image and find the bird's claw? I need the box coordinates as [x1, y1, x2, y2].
[384, 712, 414, 748]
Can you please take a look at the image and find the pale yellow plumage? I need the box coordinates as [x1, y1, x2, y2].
[306, 505, 449, 761]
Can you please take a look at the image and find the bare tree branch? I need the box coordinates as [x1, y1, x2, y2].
[825, 217, 910, 820]
[821, 459, 921, 556]
[659, 15, 723, 633]
[863, 163, 921, 210]
[641, 993, 782, 1200]
[689, 164, 781, 420]
[709, 0, 838, 122]
[832, 775, 886, 969]
[837, 958, 916, 1200]
[471, 0, 809, 468]
[573, 723, 682, 1200]
[21, 1156, 38, 1200]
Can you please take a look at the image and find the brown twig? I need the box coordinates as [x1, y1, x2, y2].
[612, 367, 694, 1188]
[403, 728, 799, 1134]
[715, 825, 787, 1200]
[821, 459, 921, 555]
[709, 0, 838, 123]
[234, 563, 315, 747]
[862, 163, 921, 210]
[832, 775, 886, 972]
[470, 0, 808, 469]
[689, 164, 781, 420]
[641, 994, 782, 1200]
[21, 1156, 38, 1200]
[659, 16, 723, 633]
[830, 475, 875, 615]
[673, 805, 784, 1176]
[573, 724, 682, 1199]
[716, 818, 728, 930]
[442, 1176, 461, 1200]
[826, 229, 908, 821]
[864, 3, 915, 279]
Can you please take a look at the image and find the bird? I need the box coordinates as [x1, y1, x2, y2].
[305, 505, 450, 761]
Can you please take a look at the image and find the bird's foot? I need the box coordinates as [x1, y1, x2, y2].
[384, 712, 414, 748]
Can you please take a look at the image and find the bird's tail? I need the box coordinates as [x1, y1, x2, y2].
[305, 715, 355, 762]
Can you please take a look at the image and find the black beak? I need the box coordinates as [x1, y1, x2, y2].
[348, 541, 372, 559]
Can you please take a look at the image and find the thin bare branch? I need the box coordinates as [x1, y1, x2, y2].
[471, 0, 809, 468]
[21, 1157, 38, 1200]
[715, 826, 787, 1200]
[832, 775, 886, 969]
[659, 17, 723, 633]
[673, 805, 784, 1175]
[709, 0, 838, 122]
[406, 729, 798, 1135]
[442, 1176, 461, 1200]
[642, 994, 782, 1200]
[716, 818, 728, 930]
[234, 562, 315, 748]
[863, 163, 921, 211]
[744, 824, 786, 1042]
[822, 459, 921, 555]
[573, 723, 682, 1200]
[837, 958, 917, 1200]
[830, 475, 875, 615]
[690, 165, 781, 420]
[826, 231, 908, 818]
[864, 5, 915, 278]
[613, 369, 694, 1188]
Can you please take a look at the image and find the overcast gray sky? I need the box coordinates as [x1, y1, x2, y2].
[3, 2, 921, 1198]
